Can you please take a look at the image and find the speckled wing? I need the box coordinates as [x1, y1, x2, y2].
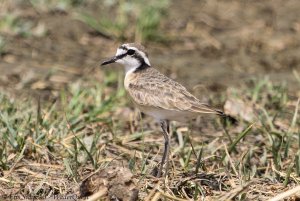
[126, 69, 221, 115]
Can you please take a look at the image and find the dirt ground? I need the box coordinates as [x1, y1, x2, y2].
[1, 0, 300, 200]
[1, 0, 300, 96]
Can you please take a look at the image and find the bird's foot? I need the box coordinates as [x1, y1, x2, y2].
[150, 165, 163, 178]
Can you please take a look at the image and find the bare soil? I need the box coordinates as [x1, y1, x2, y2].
[1, 0, 300, 97]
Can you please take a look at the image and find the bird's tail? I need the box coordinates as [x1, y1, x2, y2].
[191, 103, 237, 124]
[215, 110, 238, 125]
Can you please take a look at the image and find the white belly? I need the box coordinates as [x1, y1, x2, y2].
[137, 104, 197, 122]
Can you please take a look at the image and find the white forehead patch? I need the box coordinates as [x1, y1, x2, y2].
[116, 48, 126, 56]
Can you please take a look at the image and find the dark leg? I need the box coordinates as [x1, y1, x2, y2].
[166, 120, 170, 133]
[157, 120, 170, 177]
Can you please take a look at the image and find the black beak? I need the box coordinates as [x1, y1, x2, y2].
[101, 53, 127, 66]
[101, 56, 118, 66]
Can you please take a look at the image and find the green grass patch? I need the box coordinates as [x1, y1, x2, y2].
[75, 0, 170, 42]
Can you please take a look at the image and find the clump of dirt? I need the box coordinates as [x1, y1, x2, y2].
[80, 166, 139, 201]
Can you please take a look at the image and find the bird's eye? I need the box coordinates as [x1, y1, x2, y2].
[127, 49, 135, 55]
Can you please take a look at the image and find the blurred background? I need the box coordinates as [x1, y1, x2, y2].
[1, 0, 300, 99]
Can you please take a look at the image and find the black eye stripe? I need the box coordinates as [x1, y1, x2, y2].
[116, 53, 127, 59]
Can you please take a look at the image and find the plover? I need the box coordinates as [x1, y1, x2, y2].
[101, 43, 235, 177]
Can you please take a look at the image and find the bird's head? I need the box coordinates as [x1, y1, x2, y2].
[101, 43, 151, 72]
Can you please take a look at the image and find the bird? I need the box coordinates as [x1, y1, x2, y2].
[101, 43, 235, 177]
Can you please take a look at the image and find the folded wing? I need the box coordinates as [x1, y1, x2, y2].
[127, 76, 221, 115]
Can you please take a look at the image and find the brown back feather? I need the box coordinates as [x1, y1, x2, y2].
[126, 67, 221, 115]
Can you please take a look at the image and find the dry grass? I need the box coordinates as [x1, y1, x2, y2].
[0, 72, 299, 200]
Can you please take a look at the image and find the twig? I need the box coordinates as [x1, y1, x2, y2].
[218, 181, 254, 201]
[157, 188, 190, 201]
[271, 161, 300, 183]
[144, 181, 162, 201]
[223, 143, 239, 177]
[268, 186, 300, 201]
[86, 188, 108, 201]
[150, 192, 161, 201]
